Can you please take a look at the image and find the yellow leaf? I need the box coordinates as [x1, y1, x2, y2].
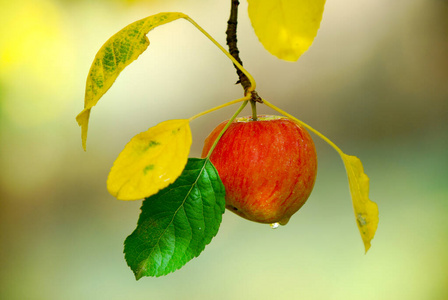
[76, 12, 187, 150]
[107, 119, 192, 201]
[247, 0, 326, 61]
[262, 99, 379, 252]
[341, 154, 379, 253]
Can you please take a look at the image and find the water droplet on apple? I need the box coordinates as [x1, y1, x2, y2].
[270, 222, 280, 229]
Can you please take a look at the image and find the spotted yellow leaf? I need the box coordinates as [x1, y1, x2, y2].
[247, 0, 326, 61]
[76, 12, 187, 150]
[262, 99, 379, 252]
[107, 119, 192, 201]
[341, 154, 379, 252]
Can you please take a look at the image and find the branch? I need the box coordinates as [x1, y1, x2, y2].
[226, 0, 262, 103]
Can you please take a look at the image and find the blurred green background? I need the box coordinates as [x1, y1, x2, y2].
[1, 0, 447, 299]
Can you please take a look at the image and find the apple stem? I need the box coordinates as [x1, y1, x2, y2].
[205, 100, 249, 159]
[250, 100, 258, 121]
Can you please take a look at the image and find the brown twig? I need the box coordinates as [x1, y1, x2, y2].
[226, 0, 262, 104]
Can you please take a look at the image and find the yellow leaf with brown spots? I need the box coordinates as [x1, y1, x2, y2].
[341, 154, 379, 253]
[76, 12, 187, 150]
[107, 119, 192, 201]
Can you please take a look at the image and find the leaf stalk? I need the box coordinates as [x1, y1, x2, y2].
[184, 16, 256, 94]
[189, 96, 250, 121]
[205, 100, 249, 158]
[262, 98, 344, 156]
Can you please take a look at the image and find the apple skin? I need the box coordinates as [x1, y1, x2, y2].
[201, 115, 317, 225]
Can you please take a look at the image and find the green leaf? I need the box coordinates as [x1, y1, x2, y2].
[247, 0, 326, 61]
[76, 12, 187, 150]
[107, 119, 192, 201]
[124, 158, 226, 279]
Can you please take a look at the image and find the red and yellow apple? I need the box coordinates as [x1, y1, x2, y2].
[201, 115, 317, 225]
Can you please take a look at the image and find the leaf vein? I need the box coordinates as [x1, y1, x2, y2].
[139, 160, 210, 273]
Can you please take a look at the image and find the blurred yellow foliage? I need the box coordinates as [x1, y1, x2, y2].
[1, 0, 63, 77]
[0, 0, 75, 126]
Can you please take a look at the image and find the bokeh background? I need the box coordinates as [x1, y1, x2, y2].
[1, 0, 447, 299]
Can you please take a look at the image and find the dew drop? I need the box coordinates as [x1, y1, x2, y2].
[270, 222, 280, 229]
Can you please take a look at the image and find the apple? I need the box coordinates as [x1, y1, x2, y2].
[201, 115, 318, 225]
